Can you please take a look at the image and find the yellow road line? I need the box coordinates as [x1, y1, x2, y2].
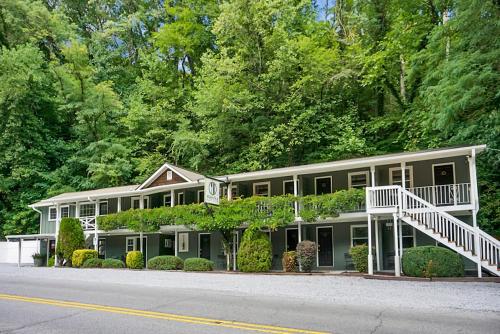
[0, 293, 329, 334]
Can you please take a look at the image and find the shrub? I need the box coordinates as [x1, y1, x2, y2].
[282, 251, 297, 272]
[82, 258, 103, 268]
[183, 258, 214, 271]
[402, 246, 464, 277]
[56, 218, 85, 266]
[126, 251, 144, 269]
[47, 255, 55, 267]
[102, 258, 126, 269]
[297, 240, 316, 272]
[237, 231, 272, 272]
[350, 244, 369, 273]
[72, 249, 98, 268]
[147, 256, 184, 270]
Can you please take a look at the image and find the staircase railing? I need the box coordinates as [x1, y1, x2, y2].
[79, 216, 96, 231]
[479, 230, 500, 269]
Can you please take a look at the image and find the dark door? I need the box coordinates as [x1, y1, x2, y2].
[286, 229, 299, 251]
[317, 227, 333, 266]
[199, 234, 211, 260]
[433, 164, 455, 205]
[433, 164, 454, 185]
[316, 177, 332, 195]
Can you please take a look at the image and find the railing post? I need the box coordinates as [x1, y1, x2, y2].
[94, 200, 99, 251]
[393, 213, 401, 277]
[54, 203, 61, 266]
[368, 214, 373, 275]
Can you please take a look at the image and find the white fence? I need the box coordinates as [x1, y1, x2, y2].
[0, 240, 40, 264]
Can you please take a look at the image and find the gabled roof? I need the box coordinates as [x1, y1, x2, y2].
[137, 162, 204, 190]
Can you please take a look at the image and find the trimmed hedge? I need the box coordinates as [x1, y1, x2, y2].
[102, 258, 125, 268]
[237, 231, 272, 272]
[183, 258, 214, 271]
[72, 249, 98, 268]
[147, 256, 184, 270]
[82, 258, 103, 268]
[350, 244, 369, 273]
[282, 251, 297, 272]
[402, 246, 464, 277]
[297, 240, 316, 272]
[126, 251, 144, 269]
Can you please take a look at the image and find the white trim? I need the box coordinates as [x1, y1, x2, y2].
[314, 176, 333, 195]
[316, 226, 334, 267]
[253, 181, 271, 197]
[198, 233, 211, 258]
[350, 224, 368, 247]
[98, 200, 109, 216]
[166, 170, 173, 181]
[389, 166, 414, 188]
[178, 232, 189, 252]
[79, 202, 96, 217]
[283, 180, 298, 195]
[432, 162, 456, 185]
[348, 171, 370, 189]
[48, 206, 57, 221]
[132, 196, 149, 209]
[285, 228, 298, 251]
[163, 194, 172, 207]
[197, 189, 204, 203]
[177, 192, 185, 205]
[138, 163, 193, 190]
[222, 185, 238, 199]
[125, 235, 148, 259]
[59, 205, 70, 218]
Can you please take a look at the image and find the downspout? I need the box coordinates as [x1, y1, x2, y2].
[29, 205, 49, 266]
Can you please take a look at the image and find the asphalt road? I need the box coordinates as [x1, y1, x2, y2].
[0, 266, 498, 334]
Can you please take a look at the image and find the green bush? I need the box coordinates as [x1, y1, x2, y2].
[350, 244, 369, 273]
[72, 249, 98, 268]
[402, 246, 464, 277]
[102, 258, 126, 269]
[48, 255, 55, 267]
[297, 240, 316, 272]
[56, 218, 85, 266]
[237, 231, 272, 272]
[126, 251, 144, 269]
[183, 258, 214, 271]
[147, 256, 184, 270]
[282, 251, 297, 272]
[82, 258, 103, 268]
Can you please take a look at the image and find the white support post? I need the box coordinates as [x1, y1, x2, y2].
[399, 218, 404, 262]
[293, 174, 302, 243]
[468, 149, 482, 277]
[375, 218, 381, 272]
[170, 190, 175, 207]
[401, 162, 406, 213]
[17, 239, 22, 267]
[75, 201, 80, 218]
[54, 203, 61, 266]
[46, 238, 50, 266]
[393, 213, 401, 277]
[228, 182, 233, 201]
[117, 197, 122, 212]
[232, 231, 237, 271]
[94, 200, 99, 251]
[174, 230, 178, 257]
[368, 214, 373, 275]
[370, 166, 376, 187]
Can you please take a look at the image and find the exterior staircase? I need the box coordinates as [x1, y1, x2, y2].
[367, 186, 499, 276]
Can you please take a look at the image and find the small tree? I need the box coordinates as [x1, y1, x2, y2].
[237, 230, 272, 272]
[297, 240, 316, 272]
[56, 218, 85, 266]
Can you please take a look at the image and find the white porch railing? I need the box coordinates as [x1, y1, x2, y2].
[366, 185, 400, 209]
[408, 183, 471, 206]
[79, 216, 96, 231]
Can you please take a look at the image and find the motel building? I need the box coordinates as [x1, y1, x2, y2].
[6, 145, 499, 277]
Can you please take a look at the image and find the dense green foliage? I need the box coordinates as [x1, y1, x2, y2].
[402, 246, 464, 277]
[0, 0, 498, 238]
[48, 256, 55, 267]
[237, 231, 273, 272]
[126, 251, 144, 269]
[350, 245, 369, 273]
[102, 258, 125, 269]
[72, 249, 98, 268]
[282, 251, 298, 272]
[147, 256, 184, 270]
[56, 218, 85, 266]
[297, 240, 316, 272]
[183, 258, 215, 271]
[82, 258, 103, 268]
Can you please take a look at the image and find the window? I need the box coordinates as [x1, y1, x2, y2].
[348, 171, 370, 189]
[163, 194, 172, 207]
[286, 228, 299, 251]
[99, 201, 108, 215]
[98, 239, 106, 258]
[60, 206, 69, 218]
[401, 223, 415, 248]
[253, 182, 271, 197]
[177, 192, 184, 205]
[389, 166, 413, 188]
[315, 176, 332, 195]
[351, 225, 368, 247]
[222, 185, 238, 199]
[49, 207, 57, 221]
[126, 237, 135, 252]
[198, 190, 204, 203]
[132, 197, 149, 209]
[126, 236, 147, 253]
[80, 203, 95, 217]
[283, 180, 297, 195]
[166, 170, 173, 180]
[178, 233, 189, 252]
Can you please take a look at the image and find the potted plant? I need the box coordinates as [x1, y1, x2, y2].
[32, 253, 45, 267]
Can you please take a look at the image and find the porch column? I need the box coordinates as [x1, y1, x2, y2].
[75, 201, 80, 218]
[94, 200, 99, 251]
[293, 174, 302, 243]
[54, 203, 61, 266]
[393, 213, 401, 276]
[117, 197, 122, 212]
[174, 230, 178, 257]
[139, 195, 144, 263]
[17, 238, 22, 267]
[399, 218, 403, 261]
[228, 182, 233, 200]
[375, 218, 381, 272]
[468, 149, 482, 277]
[370, 166, 376, 187]
[368, 214, 373, 275]
[232, 231, 237, 271]
[170, 190, 175, 207]
[46, 238, 50, 266]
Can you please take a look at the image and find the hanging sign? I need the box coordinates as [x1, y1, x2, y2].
[204, 179, 220, 205]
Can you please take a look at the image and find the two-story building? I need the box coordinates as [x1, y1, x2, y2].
[8, 145, 499, 277]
